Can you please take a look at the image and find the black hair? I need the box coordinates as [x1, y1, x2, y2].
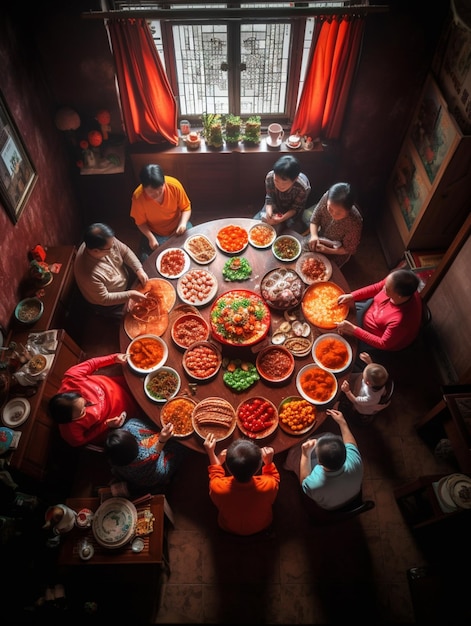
[389, 269, 420, 298]
[315, 433, 346, 471]
[48, 392, 82, 424]
[327, 182, 354, 211]
[104, 429, 139, 466]
[83, 223, 115, 250]
[225, 439, 262, 483]
[140, 164, 165, 188]
[272, 155, 301, 181]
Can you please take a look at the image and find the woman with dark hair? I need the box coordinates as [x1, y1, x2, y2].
[48, 353, 141, 447]
[104, 418, 187, 495]
[253, 155, 311, 232]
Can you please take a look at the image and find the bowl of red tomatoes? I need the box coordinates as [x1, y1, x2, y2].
[182, 341, 222, 381]
[236, 396, 279, 439]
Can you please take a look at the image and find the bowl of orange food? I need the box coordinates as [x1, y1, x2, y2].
[255, 344, 295, 384]
[183, 341, 222, 381]
[216, 224, 249, 254]
[278, 396, 317, 435]
[301, 281, 349, 330]
[160, 396, 196, 437]
[296, 364, 338, 406]
[126, 334, 168, 375]
[312, 333, 352, 373]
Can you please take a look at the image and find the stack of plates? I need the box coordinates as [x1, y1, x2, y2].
[435, 473, 471, 512]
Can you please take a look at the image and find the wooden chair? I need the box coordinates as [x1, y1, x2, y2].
[302, 490, 375, 526]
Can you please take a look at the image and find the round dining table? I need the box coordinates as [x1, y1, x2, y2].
[119, 217, 357, 454]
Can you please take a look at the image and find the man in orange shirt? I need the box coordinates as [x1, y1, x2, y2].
[130, 163, 193, 260]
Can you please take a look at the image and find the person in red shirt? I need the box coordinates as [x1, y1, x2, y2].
[336, 269, 422, 352]
[203, 434, 280, 536]
[48, 353, 142, 447]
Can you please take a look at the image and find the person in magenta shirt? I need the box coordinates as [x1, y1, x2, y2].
[336, 269, 422, 352]
[48, 353, 142, 447]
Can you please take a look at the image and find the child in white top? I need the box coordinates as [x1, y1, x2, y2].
[340, 352, 389, 417]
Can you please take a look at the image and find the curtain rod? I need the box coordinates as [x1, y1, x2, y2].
[82, 6, 389, 20]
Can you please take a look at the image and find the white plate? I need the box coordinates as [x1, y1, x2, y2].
[296, 252, 332, 284]
[177, 268, 218, 307]
[184, 235, 217, 264]
[312, 333, 352, 373]
[248, 223, 277, 249]
[272, 235, 302, 262]
[2, 397, 31, 427]
[266, 137, 282, 148]
[215, 225, 249, 255]
[92, 497, 137, 549]
[296, 364, 338, 406]
[156, 247, 190, 279]
[286, 141, 301, 149]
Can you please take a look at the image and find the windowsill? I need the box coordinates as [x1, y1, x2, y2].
[128, 138, 325, 155]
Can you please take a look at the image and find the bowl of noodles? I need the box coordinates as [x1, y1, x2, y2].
[144, 366, 181, 403]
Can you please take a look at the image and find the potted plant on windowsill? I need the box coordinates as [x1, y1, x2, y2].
[224, 114, 242, 146]
[201, 113, 223, 148]
[243, 115, 261, 145]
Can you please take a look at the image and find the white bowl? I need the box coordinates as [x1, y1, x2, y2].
[272, 235, 301, 262]
[126, 334, 168, 375]
[296, 364, 338, 406]
[312, 333, 353, 373]
[2, 397, 31, 427]
[144, 366, 181, 403]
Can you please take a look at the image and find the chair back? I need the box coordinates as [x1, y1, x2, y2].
[379, 378, 395, 406]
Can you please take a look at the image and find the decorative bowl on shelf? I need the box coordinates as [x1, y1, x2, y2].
[14, 297, 44, 325]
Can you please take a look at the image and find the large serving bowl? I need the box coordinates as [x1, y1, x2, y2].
[236, 396, 279, 439]
[14, 297, 44, 325]
[126, 334, 168, 375]
[210, 289, 271, 347]
[260, 267, 305, 310]
[144, 366, 181, 403]
[255, 344, 295, 384]
[312, 333, 352, 373]
[192, 397, 237, 442]
[171, 313, 210, 350]
[215, 224, 249, 254]
[182, 341, 222, 381]
[301, 281, 349, 330]
[160, 396, 196, 437]
[296, 364, 338, 406]
[278, 396, 317, 435]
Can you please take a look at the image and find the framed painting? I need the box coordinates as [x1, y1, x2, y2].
[389, 139, 431, 243]
[410, 75, 461, 186]
[0, 92, 38, 223]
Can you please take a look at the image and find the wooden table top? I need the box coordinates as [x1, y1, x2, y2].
[119, 217, 357, 455]
[58, 495, 165, 566]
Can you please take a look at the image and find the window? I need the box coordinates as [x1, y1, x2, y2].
[112, 2, 320, 123]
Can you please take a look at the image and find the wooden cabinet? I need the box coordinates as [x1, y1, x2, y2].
[377, 74, 471, 269]
[8, 329, 84, 482]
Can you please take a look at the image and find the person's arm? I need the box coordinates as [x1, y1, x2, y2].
[204, 433, 226, 466]
[308, 191, 328, 250]
[326, 408, 358, 447]
[175, 206, 192, 235]
[115, 238, 149, 286]
[136, 222, 159, 251]
[299, 439, 317, 483]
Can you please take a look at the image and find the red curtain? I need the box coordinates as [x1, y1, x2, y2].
[107, 19, 178, 145]
[291, 16, 365, 140]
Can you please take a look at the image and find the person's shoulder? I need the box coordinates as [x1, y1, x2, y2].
[165, 175, 184, 187]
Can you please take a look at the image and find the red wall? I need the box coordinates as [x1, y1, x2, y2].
[0, 10, 82, 331]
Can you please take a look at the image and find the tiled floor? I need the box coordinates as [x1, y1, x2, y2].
[67, 215, 470, 623]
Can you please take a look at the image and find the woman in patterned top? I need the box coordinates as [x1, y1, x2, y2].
[253, 155, 311, 233]
[303, 182, 363, 267]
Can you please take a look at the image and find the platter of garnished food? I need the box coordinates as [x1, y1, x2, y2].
[222, 256, 252, 282]
[312, 333, 352, 373]
[278, 396, 317, 435]
[144, 366, 181, 403]
[126, 334, 168, 375]
[210, 290, 271, 347]
[177, 268, 218, 307]
[301, 281, 349, 330]
[236, 396, 279, 439]
[192, 397, 237, 442]
[156, 247, 190, 279]
[248, 223, 277, 249]
[272, 235, 301, 262]
[160, 396, 196, 437]
[184, 234, 217, 264]
[216, 224, 249, 254]
[260, 267, 305, 310]
[296, 252, 332, 284]
[296, 364, 338, 406]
